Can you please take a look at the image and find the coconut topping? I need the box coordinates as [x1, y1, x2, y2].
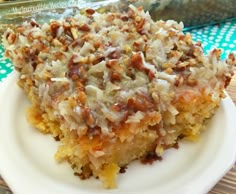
[3, 5, 234, 137]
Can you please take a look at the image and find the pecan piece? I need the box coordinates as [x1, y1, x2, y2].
[130, 52, 144, 71]
[7, 33, 16, 44]
[121, 15, 129, 21]
[224, 76, 232, 88]
[127, 93, 154, 112]
[79, 24, 90, 32]
[107, 50, 121, 59]
[82, 108, 95, 126]
[174, 74, 184, 87]
[112, 103, 126, 112]
[30, 20, 39, 27]
[50, 21, 60, 38]
[186, 75, 198, 87]
[135, 18, 145, 33]
[91, 54, 105, 65]
[110, 71, 122, 82]
[86, 8, 95, 15]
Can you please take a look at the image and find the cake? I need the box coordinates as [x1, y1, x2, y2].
[2, 5, 235, 188]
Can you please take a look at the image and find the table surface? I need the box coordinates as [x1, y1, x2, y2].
[0, 67, 236, 193]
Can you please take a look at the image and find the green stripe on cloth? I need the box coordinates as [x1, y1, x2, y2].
[0, 20, 235, 82]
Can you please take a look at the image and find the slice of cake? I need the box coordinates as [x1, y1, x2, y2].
[2, 5, 235, 188]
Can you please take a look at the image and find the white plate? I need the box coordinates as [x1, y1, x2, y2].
[0, 72, 236, 194]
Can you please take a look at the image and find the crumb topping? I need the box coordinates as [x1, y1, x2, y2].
[3, 5, 234, 137]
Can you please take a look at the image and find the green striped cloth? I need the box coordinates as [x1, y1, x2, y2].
[0, 20, 235, 82]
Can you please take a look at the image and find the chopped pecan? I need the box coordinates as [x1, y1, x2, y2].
[92, 53, 105, 65]
[7, 33, 16, 44]
[112, 103, 126, 112]
[46, 35, 53, 42]
[88, 126, 101, 136]
[195, 41, 202, 47]
[127, 92, 154, 112]
[211, 49, 222, 60]
[121, 15, 129, 21]
[136, 18, 145, 32]
[148, 70, 155, 80]
[178, 35, 185, 41]
[106, 14, 115, 22]
[50, 21, 60, 38]
[21, 46, 30, 56]
[30, 20, 39, 27]
[168, 30, 177, 37]
[67, 55, 78, 68]
[130, 52, 155, 80]
[107, 50, 121, 59]
[130, 52, 144, 71]
[224, 76, 232, 88]
[93, 40, 102, 49]
[110, 71, 122, 82]
[27, 32, 34, 42]
[79, 24, 90, 32]
[106, 59, 123, 73]
[106, 59, 118, 68]
[174, 74, 184, 87]
[67, 65, 79, 80]
[131, 13, 146, 34]
[77, 91, 87, 104]
[86, 8, 95, 15]
[82, 107, 95, 126]
[186, 75, 198, 87]
[16, 26, 25, 33]
[62, 45, 69, 52]
[5, 32, 10, 39]
[71, 39, 84, 48]
[186, 79, 198, 87]
[174, 61, 190, 72]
